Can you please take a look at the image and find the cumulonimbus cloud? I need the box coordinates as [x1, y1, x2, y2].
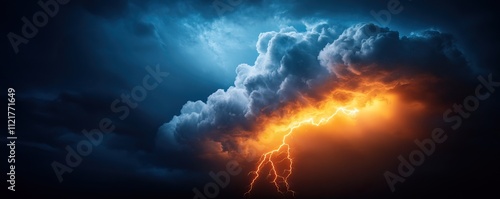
[155, 22, 470, 156]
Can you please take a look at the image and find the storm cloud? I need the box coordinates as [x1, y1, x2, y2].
[3, 0, 499, 198]
[156, 22, 471, 156]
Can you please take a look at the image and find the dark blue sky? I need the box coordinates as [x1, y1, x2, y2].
[2, 0, 499, 198]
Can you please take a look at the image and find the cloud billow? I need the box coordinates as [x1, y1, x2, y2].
[156, 23, 470, 155]
[319, 24, 468, 78]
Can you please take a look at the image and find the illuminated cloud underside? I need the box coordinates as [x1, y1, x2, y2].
[156, 22, 469, 196]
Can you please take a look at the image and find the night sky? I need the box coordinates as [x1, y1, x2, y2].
[2, 0, 500, 198]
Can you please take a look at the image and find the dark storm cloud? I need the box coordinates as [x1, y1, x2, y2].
[2, 0, 249, 193]
[282, 0, 499, 72]
[2, 0, 223, 153]
[156, 22, 472, 156]
[318, 23, 469, 78]
[3, 0, 499, 197]
[1, 0, 247, 187]
[156, 23, 337, 151]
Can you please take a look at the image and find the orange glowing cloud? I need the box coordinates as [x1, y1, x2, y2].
[241, 72, 435, 197]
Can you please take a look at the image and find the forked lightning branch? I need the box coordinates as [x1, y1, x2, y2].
[7, 88, 16, 192]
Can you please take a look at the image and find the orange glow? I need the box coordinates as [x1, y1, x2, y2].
[243, 74, 431, 197]
[244, 106, 359, 196]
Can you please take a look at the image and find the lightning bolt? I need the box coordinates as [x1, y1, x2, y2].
[245, 107, 359, 197]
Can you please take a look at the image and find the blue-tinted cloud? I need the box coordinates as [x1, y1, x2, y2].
[3, 0, 499, 197]
[156, 22, 471, 158]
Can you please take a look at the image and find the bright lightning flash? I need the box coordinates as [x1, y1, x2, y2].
[245, 106, 359, 197]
